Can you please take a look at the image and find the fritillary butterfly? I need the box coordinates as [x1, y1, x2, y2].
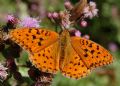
[9, 27, 113, 79]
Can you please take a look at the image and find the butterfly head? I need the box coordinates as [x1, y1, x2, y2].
[60, 29, 70, 38]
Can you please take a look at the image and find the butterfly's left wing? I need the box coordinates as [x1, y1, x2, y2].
[9, 28, 60, 74]
[9, 27, 59, 53]
[71, 37, 113, 70]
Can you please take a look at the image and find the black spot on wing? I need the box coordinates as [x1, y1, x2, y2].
[45, 31, 49, 36]
[38, 54, 41, 56]
[38, 42, 42, 46]
[43, 54, 45, 57]
[36, 29, 40, 34]
[84, 49, 88, 52]
[88, 43, 93, 47]
[84, 54, 88, 57]
[32, 35, 36, 39]
[39, 38, 44, 41]
[91, 50, 95, 54]
[26, 34, 29, 36]
[97, 45, 99, 50]
[28, 28, 32, 33]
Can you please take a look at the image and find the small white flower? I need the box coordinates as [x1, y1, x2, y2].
[89, 1, 96, 8]
[0, 63, 8, 81]
[82, 34, 90, 39]
[60, 11, 71, 29]
[83, 1, 98, 19]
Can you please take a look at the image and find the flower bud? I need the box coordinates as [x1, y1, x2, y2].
[64, 1, 73, 10]
[52, 12, 59, 19]
[80, 20, 87, 27]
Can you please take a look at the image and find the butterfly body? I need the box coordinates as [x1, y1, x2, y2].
[59, 29, 72, 69]
[9, 28, 113, 79]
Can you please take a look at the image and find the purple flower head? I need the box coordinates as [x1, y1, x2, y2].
[20, 17, 40, 28]
[0, 63, 8, 81]
[6, 15, 17, 23]
[108, 42, 118, 52]
[7, 15, 14, 21]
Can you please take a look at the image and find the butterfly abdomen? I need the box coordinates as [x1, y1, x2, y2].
[59, 36, 66, 69]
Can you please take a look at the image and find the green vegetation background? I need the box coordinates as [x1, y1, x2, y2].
[0, 0, 120, 86]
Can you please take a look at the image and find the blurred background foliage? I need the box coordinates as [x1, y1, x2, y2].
[0, 0, 120, 86]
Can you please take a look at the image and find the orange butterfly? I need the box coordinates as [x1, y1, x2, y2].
[9, 27, 113, 79]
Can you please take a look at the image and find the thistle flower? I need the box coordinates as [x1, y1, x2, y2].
[83, 1, 98, 19]
[0, 63, 8, 81]
[19, 17, 40, 28]
[6, 15, 17, 24]
[6, 15, 15, 22]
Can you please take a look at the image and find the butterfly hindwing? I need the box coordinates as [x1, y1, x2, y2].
[9, 27, 59, 53]
[71, 37, 113, 69]
[29, 41, 60, 74]
[60, 40, 90, 79]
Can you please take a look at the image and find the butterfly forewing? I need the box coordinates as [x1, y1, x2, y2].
[9, 27, 59, 53]
[71, 37, 113, 69]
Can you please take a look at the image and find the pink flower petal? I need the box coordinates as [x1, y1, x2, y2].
[20, 17, 40, 28]
[75, 30, 81, 37]
[83, 1, 98, 19]
[0, 63, 8, 81]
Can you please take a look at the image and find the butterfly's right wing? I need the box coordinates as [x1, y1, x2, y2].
[60, 38, 90, 79]
[61, 45, 90, 79]
[71, 37, 113, 69]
